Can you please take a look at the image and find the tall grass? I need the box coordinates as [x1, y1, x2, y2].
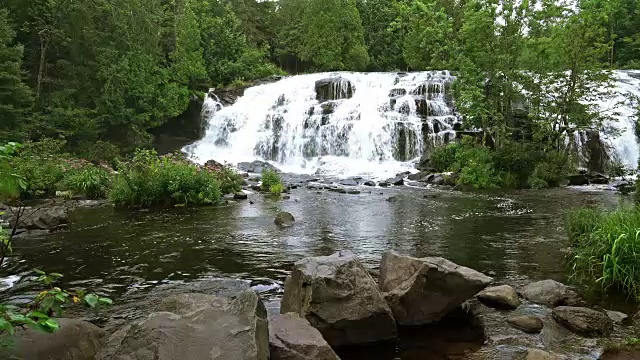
[566, 207, 640, 299]
[261, 168, 283, 195]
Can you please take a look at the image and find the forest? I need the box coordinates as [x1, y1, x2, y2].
[0, 0, 638, 155]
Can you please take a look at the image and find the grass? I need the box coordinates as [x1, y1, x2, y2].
[566, 207, 640, 300]
[261, 168, 284, 195]
[58, 166, 112, 199]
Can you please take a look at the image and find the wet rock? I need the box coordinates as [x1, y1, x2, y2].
[385, 176, 404, 186]
[386, 196, 398, 202]
[427, 174, 446, 186]
[520, 280, 579, 307]
[347, 190, 361, 195]
[340, 179, 359, 186]
[205, 159, 225, 170]
[389, 88, 407, 97]
[407, 171, 430, 181]
[552, 306, 613, 337]
[395, 171, 411, 178]
[507, 315, 544, 333]
[379, 181, 390, 187]
[103, 291, 268, 360]
[363, 180, 376, 187]
[567, 174, 589, 186]
[238, 160, 280, 174]
[280, 251, 397, 346]
[269, 313, 340, 360]
[526, 348, 563, 360]
[234, 192, 248, 200]
[275, 212, 295, 227]
[315, 77, 354, 102]
[379, 250, 492, 325]
[9, 206, 69, 231]
[282, 195, 291, 200]
[605, 310, 629, 324]
[73, 200, 110, 209]
[477, 285, 521, 310]
[444, 172, 459, 186]
[587, 172, 609, 185]
[0, 318, 106, 360]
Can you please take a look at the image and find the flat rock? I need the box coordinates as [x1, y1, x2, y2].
[385, 177, 404, 186]
[477, 285, 521, 310]
[269, 313, 340, 360]
[9, 206, 69, 230]
[379, 250, 492, 325]
[275, 212, 295, 227]
[102, 291, 269, 360]
[552, 306, 613, 337]
[507, 315, 544, 333]
[605, 310, 629, 324]
[339, 179, 359, 186]
[280, 251, 397, 346]
[526, 348, 563, 360]
[520, 280, 579, 307]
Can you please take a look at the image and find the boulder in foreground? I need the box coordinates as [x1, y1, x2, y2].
[379, 250, 492, 325]
[552, 306, 613, 337]
[280, 251, 397, 346]
[477, 285, 521, 310]
[269, 313, 340, 360]
[519, 280, 580, 307]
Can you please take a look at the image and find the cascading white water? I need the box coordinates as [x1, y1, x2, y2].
[189, 71, 458, 178]
[189, 70, 640, 177]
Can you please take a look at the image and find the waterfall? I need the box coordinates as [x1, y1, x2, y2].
[188, 70, 640, 177]
[189, 71, 457, 178]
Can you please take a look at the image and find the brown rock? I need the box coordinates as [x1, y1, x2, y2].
[520, 280, 579, 307]
[507, 315, 544, 333]
[552, 306, 613, 337]
[477, 285, 521, 310]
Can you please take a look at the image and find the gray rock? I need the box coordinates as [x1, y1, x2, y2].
[275, 212, 295, 227]
[269, 313, 340, 360]
[280, 251, 396, 346]
[1, 318, 106, 360]
[234, 192, 248, 200]
[339, 179, 359, 187]
[384, 177, 404, 186]
[507, 315, 544, 333]
[379, 250, 492, 325]
[379, 182, 390, 187]
[477, 285, 521, 310]
[567, 174, 589, 186]
[315, 77, 354, 102]
[363, 180, 376, 187]
[605, 310, 629, 324]
[526, 348, 563, 360]
[552, 306, 613, 337]
[9, 206, 69, 230]
[103, 291, 269, 360]
[429, 174, 446, 185]
[238, 160, 280, 174]
[520, 280, 579, 307]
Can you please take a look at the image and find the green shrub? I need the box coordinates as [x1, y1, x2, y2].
[566, 207, 640, 299]
[528, 151, 571, 189]
[429, 142, 460, 172]
[261, 168, 283, 194]
[59, 165, 112, 199]
[214, 166, 243, 195]
[456, 146, 498, 189]
[10, 139, 70, 197]
[109, 149, 222, 207]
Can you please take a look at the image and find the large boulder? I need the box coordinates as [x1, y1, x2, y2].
[551, 306, 613, 337]
[10, 206, 69, 231]
[0, 318, 106, 360]
[103, 291, 269, 360]
[519, 280, 579, 307]
[238, 160, 280, 174]
[275, 212, 295, 227]
[379, 250, 492, 325]
[269, 313, 340, 360]
[280, 251, 397, 346]
[315, 77, 354, 102]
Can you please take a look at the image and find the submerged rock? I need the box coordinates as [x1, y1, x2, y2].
[477, 285, 521, 310]
[552, 306, 613, 337]
[280, 251, 397, 346]
[507, 315, 544, 333]
[275, 212, 295, 227]
[379, 250, 492, 325]
[102, 291, 269, 360]
[269, 313, 340, 360]
[520, 280, 579, 307]
[0, 318, 105, 360]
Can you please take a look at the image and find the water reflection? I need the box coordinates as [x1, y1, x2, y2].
[2, 186, 626, 308]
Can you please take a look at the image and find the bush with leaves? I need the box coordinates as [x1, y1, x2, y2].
[214, 166, 243, 195]
[261, 169, 283, 195]
[9, 139, 70, 198]
[58, 165, 113, 199]
[109, 149, 223, 207]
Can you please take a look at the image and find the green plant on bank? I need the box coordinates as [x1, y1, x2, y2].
[58, 166, 113, 199]
[213, 166, 243, 195]
[9, 139, 70, 198]
[261, 169, 284, 195]
[428, 137, 571, 189]
[0, 270, 111, 336]
[109, 149, 223, 207]
[566, 207, 640, 300]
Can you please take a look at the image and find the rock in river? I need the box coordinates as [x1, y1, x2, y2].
[280, 251, 397, 346]
[552, 306, 613, 337]
[275, 212, 295, 227]
[520, 280, 579, 307]
[103, 291, 269, 360]
[379, 250, 492, 325]
[0, 318, 106, 360]
[9, 206, 69, 231]
[477, 285, 521, 310]
[507, 315, 544, 333]
[269, 313, 340, 360]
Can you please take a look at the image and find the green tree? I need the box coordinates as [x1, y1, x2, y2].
[0, 8, 33, 141]
[171, 0, 207, 89]
[357, 0, 405, 71]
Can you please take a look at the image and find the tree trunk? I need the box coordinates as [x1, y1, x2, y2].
[36, 30, 50, 103]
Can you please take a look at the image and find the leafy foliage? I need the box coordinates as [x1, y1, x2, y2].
[261, 168, 283, 195]
[109, 149, 223, 207]
[58, 166, 112, 199]
[566, 207, 640, 300]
